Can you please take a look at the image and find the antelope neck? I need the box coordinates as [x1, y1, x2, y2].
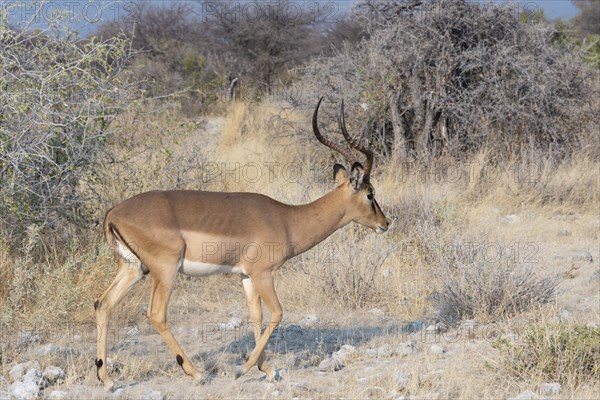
[285, 186, 350, 257]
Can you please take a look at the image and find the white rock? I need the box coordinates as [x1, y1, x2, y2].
[298, 314, 320, 329]
[429, 344, 446, 355]
[9, 381, 40, 400]
[511, 390, 537, 400]
[113, 387, 125, 397]
[377, 344, 394, 357]
[503, 214, 520, 224]
[141, 390, 164, 400]
[336, 345, 356, 361]
[42, 366, 65, 386]
[317, 354, 344, 372]
[539, 382, 561, 396]
[217, 316, 243, 331]
[368, 308, 386, 318]
[8, 361, 40, 383]
[21, 369, 42, 387]
[36, 344, 72, 357]
[396, 341, 417, 356]
[47, 390, 67, 400]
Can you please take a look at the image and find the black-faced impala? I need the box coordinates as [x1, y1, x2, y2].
[95, 97, 389, 389]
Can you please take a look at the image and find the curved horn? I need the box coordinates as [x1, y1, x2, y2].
[338, 100, 374, 181]
[312, 96, 355, 164]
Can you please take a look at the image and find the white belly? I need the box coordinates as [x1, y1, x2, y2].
[179, 259, 246, 277]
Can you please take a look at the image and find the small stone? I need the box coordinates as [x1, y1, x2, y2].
[47, 390, 68, 400]
[42, 366, 65, 386]
[590, 269, 600, 282]
[395, 341, 417, 356]
[381, 269, 391, 278]
[511, 390, 537, 400]
[141, 390, 164, 400]
[539, 382, 561, 396]
[429, 344, 446, 355]
[298, 314, 320, 329]
[8, 361, 40, 383]
[318, 355, 344, 372]
[218, 317, 242, 331]
[21, 369, 42, 387]
[36, 344, 72, 357]
[572, 250, 593, 263]
[403, 320, 424, 333]
[503, 214, 520, 224]
[368, 308, 385, 318]
[113, 388, 125, 397]
[377, 344, 394, 357]
[9, 381, 40, 400]
[335, 345, 356, 361]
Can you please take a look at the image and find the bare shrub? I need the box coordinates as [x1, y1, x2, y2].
[433, 242, 557, 324]
[298, 0, 597, 159]
[204, 0, 328, 96]
[0, 16, 139, 243]
[296, 226, 397, 309]
[496, 323, 600, 387]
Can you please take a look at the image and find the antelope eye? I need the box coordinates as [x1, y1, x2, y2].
[367, 193, 374, 201]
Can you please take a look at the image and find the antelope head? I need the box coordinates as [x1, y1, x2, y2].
[313, 97, 389, 234]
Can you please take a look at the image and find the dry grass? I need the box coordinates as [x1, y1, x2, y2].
[496, 322, 600, 388]
[1, 100, 598, 399]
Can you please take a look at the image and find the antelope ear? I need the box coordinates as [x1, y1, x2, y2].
[333, 164, 349, 185]
[350, 162, 364, 189]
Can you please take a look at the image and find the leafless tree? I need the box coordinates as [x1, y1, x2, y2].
[0, 19, 139, 243]
[204, 0, 327, 96]
[571, 0, 600, 37]
[299, 0, 597, 160]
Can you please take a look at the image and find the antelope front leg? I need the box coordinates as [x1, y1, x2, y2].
[241, 276, 275, 379]
[236, 273, 282, 380]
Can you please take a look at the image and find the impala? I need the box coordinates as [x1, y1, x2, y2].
[95, 97, 389, 389]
